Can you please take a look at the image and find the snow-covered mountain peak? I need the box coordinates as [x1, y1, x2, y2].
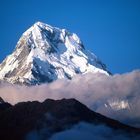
[0, 21, 110, 85]
[18, 21, 83, 54]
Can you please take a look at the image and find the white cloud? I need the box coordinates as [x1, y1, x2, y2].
[0, 70, 140, 127]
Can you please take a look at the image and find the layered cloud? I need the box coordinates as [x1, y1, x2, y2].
[0, 70, 140, 127]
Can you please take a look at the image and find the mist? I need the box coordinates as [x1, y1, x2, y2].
[49, 122, 140, 140]
[0, 70, 140, 127]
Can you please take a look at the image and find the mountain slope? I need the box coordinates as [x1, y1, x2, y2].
[0, 98, 139, 140]
[0, 21, 109, 85]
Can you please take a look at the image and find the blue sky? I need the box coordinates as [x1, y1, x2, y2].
[0, 0, 140, 74]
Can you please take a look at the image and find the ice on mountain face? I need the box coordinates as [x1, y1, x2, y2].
[0, 21, 110, 85]
[105, 99, 130, 111]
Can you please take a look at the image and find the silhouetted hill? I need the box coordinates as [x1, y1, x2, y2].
[0, 98, 139, 140]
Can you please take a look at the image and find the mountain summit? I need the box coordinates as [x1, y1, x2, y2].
[0, 21, 109, 85]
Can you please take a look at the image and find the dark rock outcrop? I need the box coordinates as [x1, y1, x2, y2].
[0, 98, 139, 140]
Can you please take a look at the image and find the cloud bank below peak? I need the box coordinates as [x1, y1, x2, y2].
[0, 70, 140, 127]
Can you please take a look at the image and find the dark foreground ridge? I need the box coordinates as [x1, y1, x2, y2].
[0, 97, 140, 140]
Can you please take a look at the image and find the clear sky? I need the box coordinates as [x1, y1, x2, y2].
[0, 0, 140, 74]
